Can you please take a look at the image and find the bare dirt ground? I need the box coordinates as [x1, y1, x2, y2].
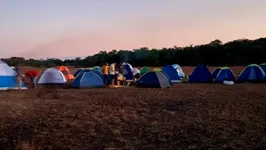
[1, 66, 265, 149]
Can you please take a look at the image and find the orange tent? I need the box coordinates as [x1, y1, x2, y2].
[58, 66, 74, 80]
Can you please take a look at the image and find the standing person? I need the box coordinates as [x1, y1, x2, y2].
[109, 63, 116, 87]
[14, 67, 24, 91]
[102, 63, 109, 87]
[25, 70, 39, 89]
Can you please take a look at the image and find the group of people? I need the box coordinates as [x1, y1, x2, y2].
[101, 63, 140, 87]
[13, 67, 39, 91]
[12, 64, 139, 90]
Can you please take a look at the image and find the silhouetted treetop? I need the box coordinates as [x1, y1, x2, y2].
[1, 37, 266, 67]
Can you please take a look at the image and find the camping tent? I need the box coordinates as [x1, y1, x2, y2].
[132, 68, 140, 75]
[71, 72, 104, 88]
[10, 66, 15, 70]
[58, 66, 74, 80]
[74, 68, 84, 77]
[122, 62, 133, 69]
[122, 63, 134, 81]
[162, 65, 181, 83]
[0, 61, 27, 90]
[77, 69, 103, 80]
[136, 71, 171, 88]
[153, 68, 162, 72]
[188, 65, 212, 83]
[260, 63, 266, 73]
[216, 67, 235, 83]
[93, 66, 102, 73]
[38, 67, 67, 85]
[140, 67, 149, 76]
[211, 67, 221, 79]
[172, 64, 185, 78]
[238, 64, 265, 82]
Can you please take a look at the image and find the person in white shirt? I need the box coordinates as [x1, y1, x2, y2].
[14, 67, 24, 91]
[109, 63, 116, 87]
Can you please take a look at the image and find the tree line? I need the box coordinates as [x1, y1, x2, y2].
[1, 38, 266, 67]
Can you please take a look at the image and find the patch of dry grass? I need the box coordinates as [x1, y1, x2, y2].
[0, 84, 265, 149]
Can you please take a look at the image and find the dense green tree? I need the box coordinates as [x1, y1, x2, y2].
[1, 38, 266, 67]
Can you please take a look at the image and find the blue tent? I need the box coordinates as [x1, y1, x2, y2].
[77, 69, 103, 80]
[93, 66, 102, 73]
[136, 71, 171, 88]
[162, 65, 181, 83]
[188, 65, 212, 83]
[172, 64, 185, 78]
[74, 68, 84, 77]
[122, 63, 134, 81]
[260, 63, 266, 74]
[71, 72, 105, 88]
[216, 67, 235, 83]
[211, 67, 221, 79]
[160, 71, 172, 85]
[238, 64, 265, 82]
[0, 61, 27, 90]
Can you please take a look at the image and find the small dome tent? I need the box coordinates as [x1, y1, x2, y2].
[0, 61, 27, 90]
[122, 63, 134, 81]
[162, 65, 181, 83]
[77, 69, 103, 80]
[238, 64, 265, 82]
[93, 66, 102, 73]
[74, 68, 84, 77]
[211, 67, 221, 79]
[188, 65, 212, 83]
[58, 66, 74, 80]
[10, 66, 15, 70]
[71, 72, 104, 88]
[260, 63, 266, 74]
[216, 67, 236, 83]
[136, 71, 171, 88]
[140, 67, 149, 76]
[153, 68, 162, 72]
[172, 64, 185, 78]
[38, 67, 67, 85]
[132, 68, 140, 75]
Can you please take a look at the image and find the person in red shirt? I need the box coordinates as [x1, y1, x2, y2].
[25, 70, 39, 89]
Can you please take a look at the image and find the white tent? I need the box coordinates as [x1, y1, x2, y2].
[132, 68, 140, 75]
[172, 64, 185, 78]
[38, 67, 67, 85]
[122, 62, 133, 70]
[0, 60, 27, 90]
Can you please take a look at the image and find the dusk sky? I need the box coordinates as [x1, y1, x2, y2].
[0, 0, 265, 59]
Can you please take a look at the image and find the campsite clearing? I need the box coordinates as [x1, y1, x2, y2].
[0, 66, 265, 149]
